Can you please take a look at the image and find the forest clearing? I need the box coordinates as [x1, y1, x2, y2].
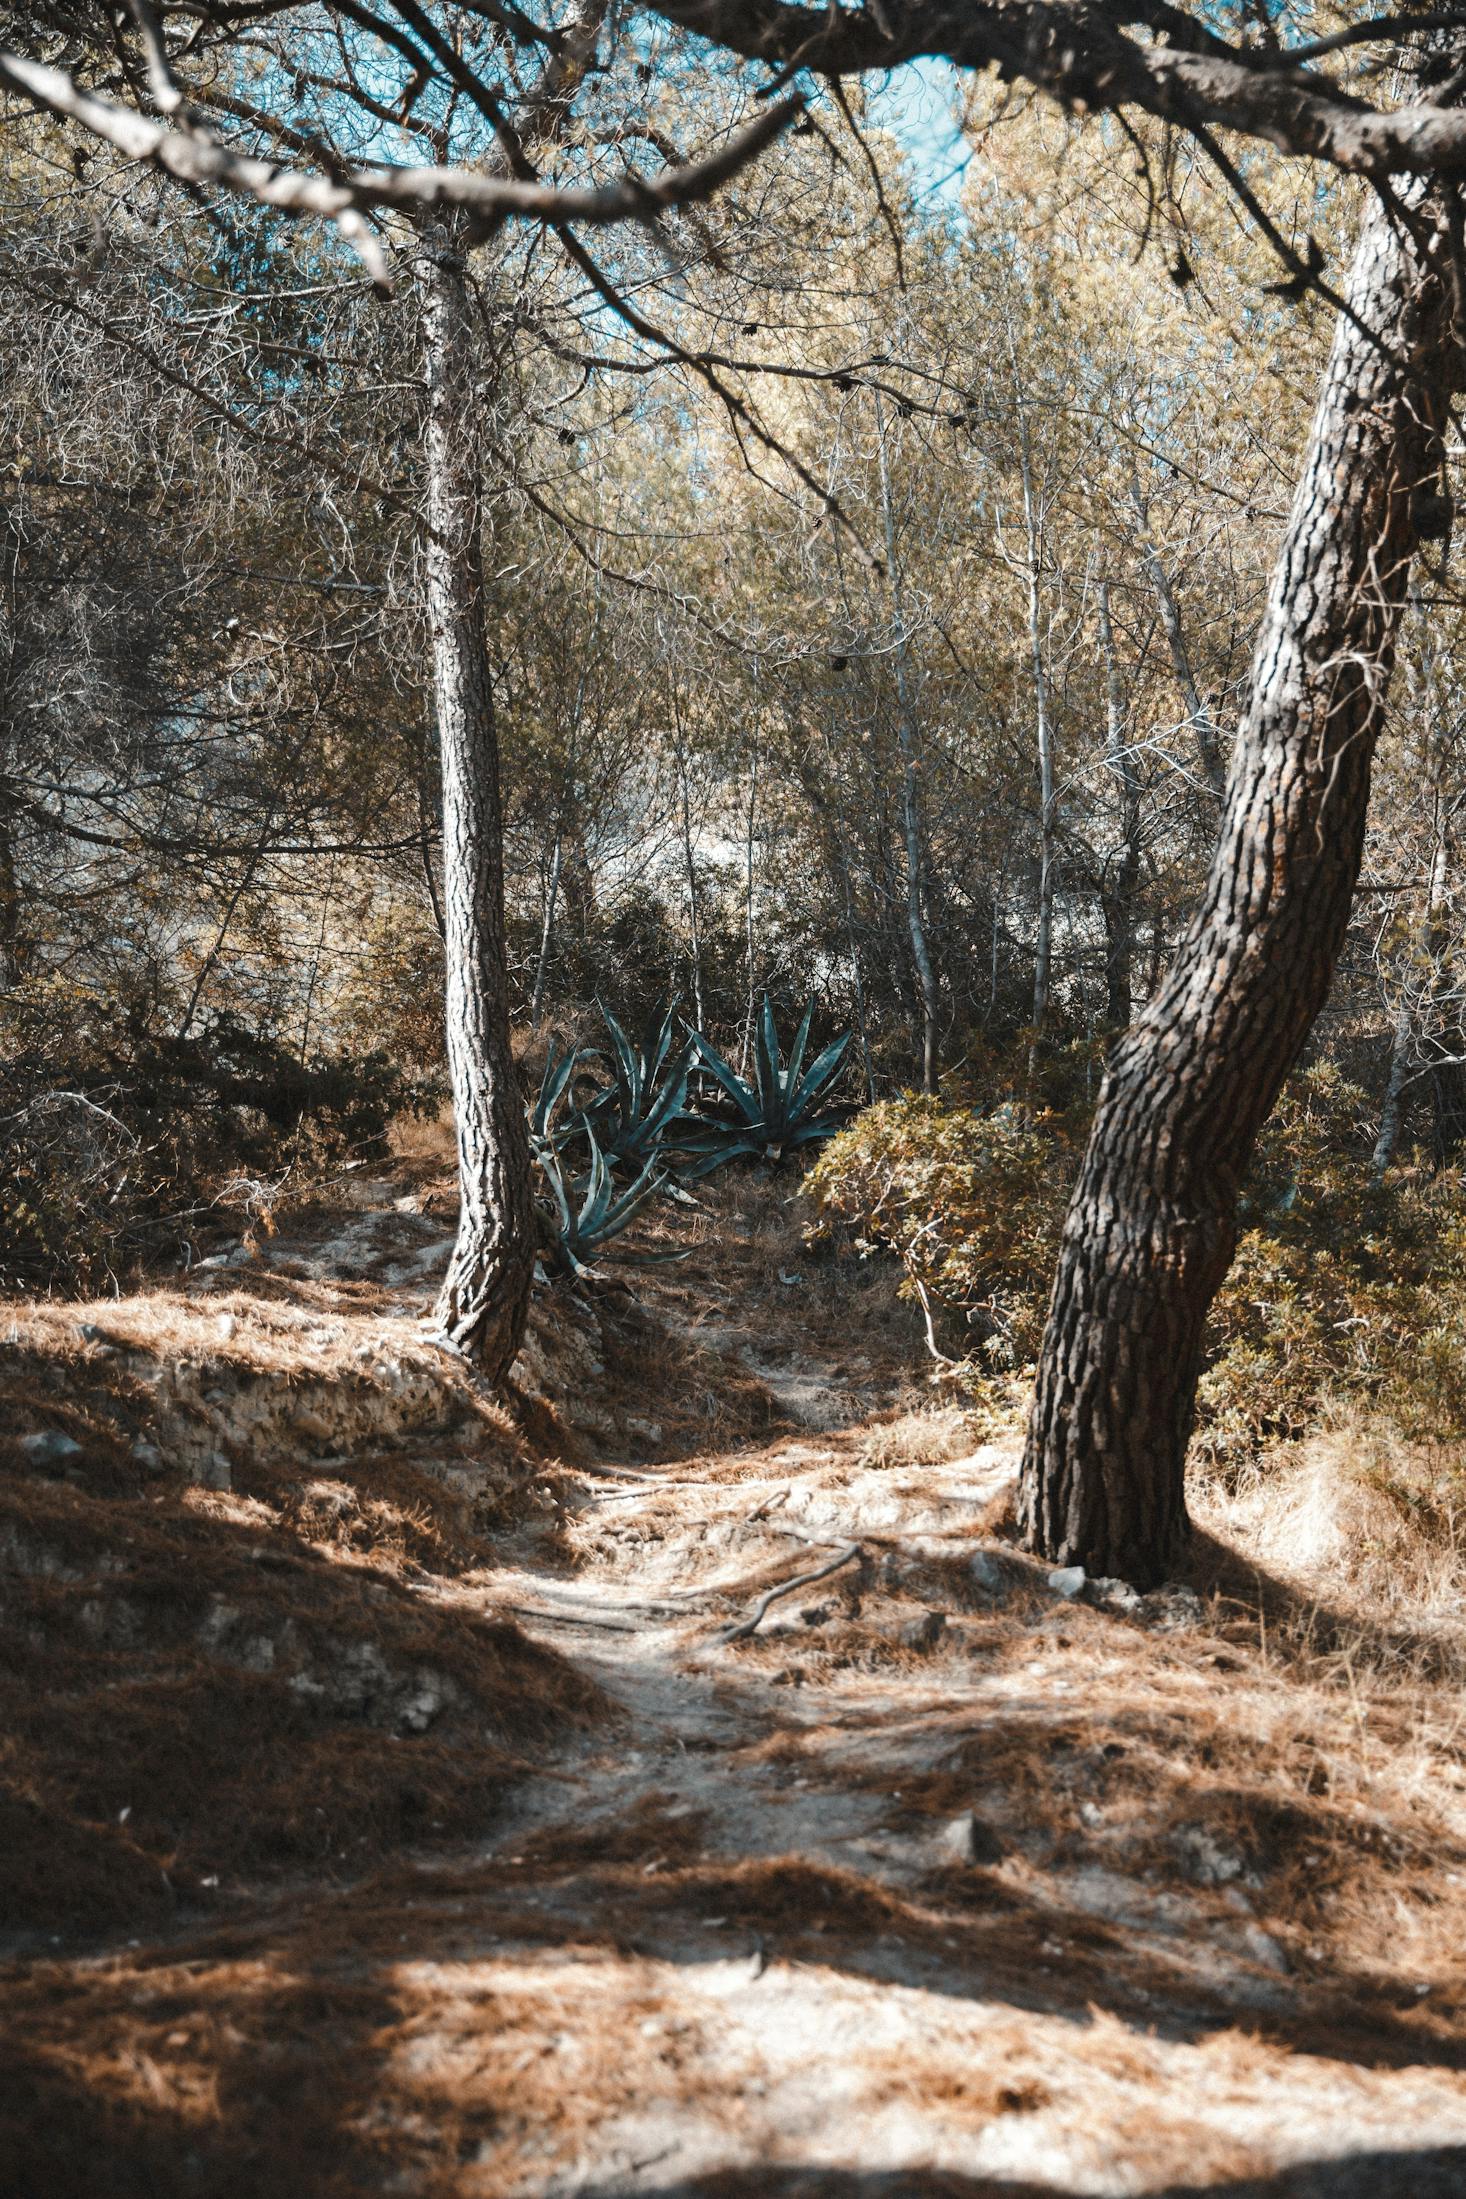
[10, 0, 1466, 2190]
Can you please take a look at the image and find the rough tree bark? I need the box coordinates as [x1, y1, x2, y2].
[424, 233, 536, 1378]
[1019, 182, 1463, 1585]
[1097, 578, 1142, 1033]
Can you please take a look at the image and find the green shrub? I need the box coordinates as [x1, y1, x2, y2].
[804, 1069, 1466, 1455]
[804, 1094, 1076, 1374]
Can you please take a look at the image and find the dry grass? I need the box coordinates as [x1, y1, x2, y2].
[0, 1219, 623, 1944]
[8, 1170, 1466, 2192]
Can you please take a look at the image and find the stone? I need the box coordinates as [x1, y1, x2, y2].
[900, 1609, 947, 1653]
[75, 1322, 116, 1349]
[1089, 1575, 1142, 1613]
[215, 1313, 237, 1341]
[399, 1678, 448, 1733]
[968, 1550, 1009, 1595]
[800, 1602, 834, 1628]
[937, 1810, 1005, 1866]
[1048, 1565, 1087, 1598]
[1141, 1584, 1206, 1631]
[1173, 1823, 1247, 1887]
[20, 1431, 83, 1469]
[197, 1452, 233, 1492]
[130, 1440, 165, 1474]
[1239, 1923, 1290, 1974]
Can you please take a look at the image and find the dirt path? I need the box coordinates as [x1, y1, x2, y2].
[5, 1177, 1466, 2194]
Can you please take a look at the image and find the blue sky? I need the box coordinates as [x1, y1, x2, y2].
[867, 59, 969, 217]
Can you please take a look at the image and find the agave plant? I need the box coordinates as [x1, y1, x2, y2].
[529, 1036, 587, 1161]
[577, 1001, 694, 1173]
[535, 1130, 684, 1279]
[685, 996, 851, 1172]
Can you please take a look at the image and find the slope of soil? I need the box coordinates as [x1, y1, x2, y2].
[3, 1168, 1466, 2195]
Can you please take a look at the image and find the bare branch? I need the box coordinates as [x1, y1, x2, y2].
[0, 50, 804, 286]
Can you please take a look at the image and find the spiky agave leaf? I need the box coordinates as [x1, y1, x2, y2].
[581, 1000, 694, 1174]
[688, 1030, 761, 1129]
[683, 998, 850, 1173]
[531, 1038, 588, 1158]
[536, 1130, 686, 1277]
[754, 995, 783, 1130]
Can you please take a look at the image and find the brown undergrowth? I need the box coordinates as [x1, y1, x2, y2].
[7, 1168, 1466, 2193]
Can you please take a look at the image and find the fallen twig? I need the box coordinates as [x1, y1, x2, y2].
[505, 1603, 642, 1633]
[568, 1459, 674, 1482]
[719, 1542, 863, 1644]
[505, 1596, 688, 1631]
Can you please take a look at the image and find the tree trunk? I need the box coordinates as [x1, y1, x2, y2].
[424, 233, 536, 1380]
[1372, 997, 1414, 1179]
[875, 395, 940, 1093]
[1130, 477, 1226, 800]
[1019, 186, 1461, 1585]
[0, 782, 23, 991]
[672, 698, 706, 1032]
[1009, 354, 1056, 1092]
[1097, 579, 1141, 1033]
[1420, 802, 1466, 1161]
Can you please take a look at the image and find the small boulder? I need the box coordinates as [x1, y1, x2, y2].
[197, 1452, 233, 1492]
[20, 1431, 83, 1470]
[1089, 1576, 1142, 1613]
[1141, 1584, 1206, 1631]
[1048, 1565, 1087, 1599]
[968, 1550, 1009, 1596]
[937, 1809, 1005, 1866]
[1173, 1822, 1247, 1888]
[130, 1440, 165, 1475]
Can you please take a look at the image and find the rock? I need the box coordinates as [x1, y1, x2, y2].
[1048, 1565, 1087, 1599]
[20, 1431, 83, 1469]
[399, 1678, 448, 1733]
[215, 1313, 237, 1341]
[130, 1440, 165, 1474]
[937, 1809, 1005, 1866]
[968, 1550, 1009, 1596]
[75, 1321, 117, 1349]
[900, 1609, 947, 1653]
[800, 1602, 834, 1628]
[197, 1452, 233, 1492]
[1141, 1584, 1206, 1631]
[1089, 1575, 1142, 1613]
[1240, 1923, 1290, 1974]
[1173, 1823, 1247, 1887]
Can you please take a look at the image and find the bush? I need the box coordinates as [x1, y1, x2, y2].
[804, 1070, 1466, 1456]
[1202, 1064, 1466, 1459]
[803, 1094, 1077, 1375]
[0, 977, 436, 1295]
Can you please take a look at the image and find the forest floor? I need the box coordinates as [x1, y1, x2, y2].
[5, 1150, 1466, 2196]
